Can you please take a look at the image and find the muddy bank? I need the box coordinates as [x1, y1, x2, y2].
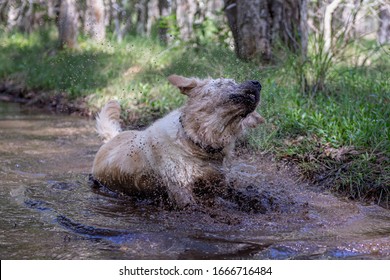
[0, 80, 92, 116]
[1, 101, 389, 260]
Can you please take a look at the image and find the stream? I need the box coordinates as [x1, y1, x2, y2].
[1, 102, 389, 260]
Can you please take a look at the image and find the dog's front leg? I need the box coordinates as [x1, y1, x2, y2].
[164, 178, 197, 209]
[167, 182, 197, 209]
[158, 158, 199, 209]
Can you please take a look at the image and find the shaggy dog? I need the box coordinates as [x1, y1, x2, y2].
[91, 75, 264, 209]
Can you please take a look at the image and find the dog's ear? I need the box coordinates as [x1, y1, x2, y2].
[168, 75, 198, 95]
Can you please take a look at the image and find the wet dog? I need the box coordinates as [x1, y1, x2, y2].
[91, 75, 264, 209]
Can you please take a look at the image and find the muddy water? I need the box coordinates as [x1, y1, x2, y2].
[0, 102, 389, 260]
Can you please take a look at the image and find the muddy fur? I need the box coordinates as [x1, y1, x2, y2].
[91, 75, 265, 209]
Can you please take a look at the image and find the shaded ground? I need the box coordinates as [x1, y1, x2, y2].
[0, 101, 389, 260]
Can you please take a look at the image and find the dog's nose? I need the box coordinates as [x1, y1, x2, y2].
[250, 80, 262, 90]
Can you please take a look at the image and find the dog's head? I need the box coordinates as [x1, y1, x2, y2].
[168, 75, 265, 152]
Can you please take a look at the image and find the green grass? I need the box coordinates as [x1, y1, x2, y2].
[0, 30, 389, 207]
[249, 61, 389, 206]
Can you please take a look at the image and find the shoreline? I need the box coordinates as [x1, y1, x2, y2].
[0, 81, 93, 117]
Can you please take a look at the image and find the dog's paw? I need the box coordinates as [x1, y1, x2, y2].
[88, 174, 104, 189]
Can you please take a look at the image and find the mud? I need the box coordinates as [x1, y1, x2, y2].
[0, 101, 389, 259]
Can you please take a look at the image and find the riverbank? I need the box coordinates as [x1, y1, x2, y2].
[0, 79, 92, 116]
[1, 31, 389, 208]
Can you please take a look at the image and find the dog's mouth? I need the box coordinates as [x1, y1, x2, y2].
[243, 88, 259, 103]
[229, 80, 261, 116]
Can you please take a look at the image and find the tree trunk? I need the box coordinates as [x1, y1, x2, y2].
[176, 0, 197, 41]
[58, 0, 79, 49]
[21, 0, 34, 33]
[103, 0, 111, 28]
[323, 0, 343, 53]
[300, 0, 308, 58]
[47, 0, 60, 19]
[136, 0, 148, 35]
[340, 0, 359, 39]
[157, 0, 170, 44]
[225, 0, 308, 62]
[205, 0, 224, 18]
[112, 0, 133, 42]
[85, 0, 106, 41]
[6, 0, 26, 32]
[378, 3, 390, 44]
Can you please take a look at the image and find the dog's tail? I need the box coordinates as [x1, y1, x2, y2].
[96, 100, 122, 143]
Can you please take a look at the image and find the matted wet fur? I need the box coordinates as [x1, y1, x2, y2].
[92, 75, 265, 209]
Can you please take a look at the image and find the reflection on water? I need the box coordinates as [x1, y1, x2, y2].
[0, 102, 389, 259]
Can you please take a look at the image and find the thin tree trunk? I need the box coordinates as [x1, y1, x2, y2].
[0, 1, 7, 22]
[323, 0, 343, 53]
[112, 0, 124, 42]
[6, 0, 26, 31]
[103, 0, 111, 28]
[21, 0, 34, 33]
[224, 0, 239, 54]
[47, 0, 60, 19]
[146, 0, 158, 35]
[85, 0, 106, 41]
[206, 0, 224, 18]
[300, 0, 308, 58]
[112, 0, 132, 42]
[58, 0, 79, 49]
[378, 3, 390, 44]
[158, 0, 170, 44]
[136, 0, 148, 35]
[176, 0, 196, 41]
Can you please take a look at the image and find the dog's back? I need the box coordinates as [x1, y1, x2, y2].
[95, 100, 122, 143]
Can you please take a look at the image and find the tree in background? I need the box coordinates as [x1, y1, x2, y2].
[303, 0, 381, 95]
[224, 0, 308, 62]
[5, 0, 25, 31]
[0, 0, 387, 56]
[176, 0, 197, 41]
[157, 0, 170, 44]
[58, 0, 78, 49]
[111, 0, 133, 42]
[84, 0, 106, 42]
[2, 0, 40, 33]
[136, 0, 148, 35]
[378, 2, 390, 44]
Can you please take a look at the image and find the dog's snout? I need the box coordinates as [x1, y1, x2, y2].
[250, 80, 262, 90]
